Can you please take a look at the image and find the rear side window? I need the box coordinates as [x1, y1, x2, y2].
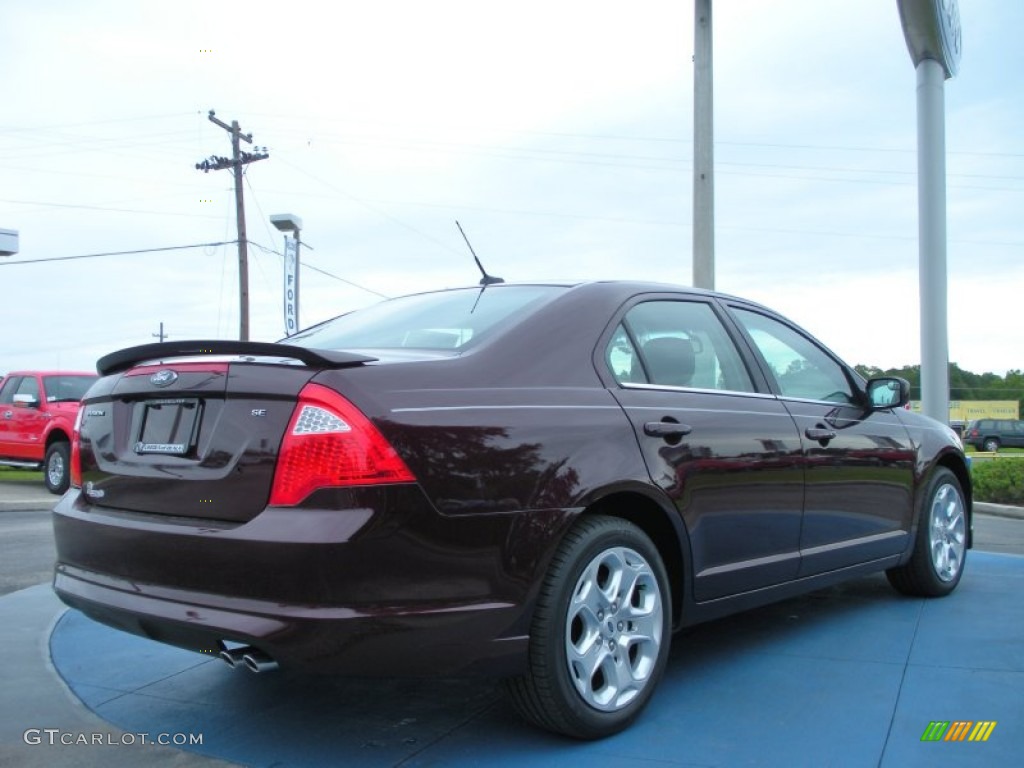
[607, 300, 754, 393]
[286, 286, 566, 352]
[43, 375, 97, 402]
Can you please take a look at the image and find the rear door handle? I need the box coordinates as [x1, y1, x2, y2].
[644, 421, 693, 438]
[805, 427, 837, 442]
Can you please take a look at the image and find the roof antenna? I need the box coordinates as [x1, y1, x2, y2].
[456, 221, 504, 286]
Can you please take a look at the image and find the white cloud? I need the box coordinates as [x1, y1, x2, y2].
[1, 0, 1021, 377]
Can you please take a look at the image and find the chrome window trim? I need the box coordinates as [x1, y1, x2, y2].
[621, 382, 773, 400]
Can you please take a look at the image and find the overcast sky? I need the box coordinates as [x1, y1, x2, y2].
[1, 0, 1021, 378]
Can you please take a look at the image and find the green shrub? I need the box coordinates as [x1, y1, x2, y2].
[971, 459, 1024, 505]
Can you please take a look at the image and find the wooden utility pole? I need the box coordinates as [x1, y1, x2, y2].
[195, 110, 269, 340]
[152, 322, 168, 343]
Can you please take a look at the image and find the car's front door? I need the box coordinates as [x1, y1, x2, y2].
[3, 375, 46, 460]
[727, 306, 917, 576]
[605, 298, 805, 602]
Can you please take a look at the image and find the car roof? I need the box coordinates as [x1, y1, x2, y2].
[3, 371, 97, 377]
[390, 279, 762, 307]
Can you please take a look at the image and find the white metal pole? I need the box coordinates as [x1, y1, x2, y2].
[916, 57, 950, 424]
[692, 0, 715, 290]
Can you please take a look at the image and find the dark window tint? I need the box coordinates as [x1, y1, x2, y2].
[286, 286, 566, 351]
[609, 301, 754, 392]
[43, 375, 97, 403]
[732, 308, 854, 404]
[0, 377, 21, 405]
[15, 376, 40, 401]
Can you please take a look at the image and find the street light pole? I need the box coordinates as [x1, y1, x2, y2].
[897, 0, 962, 425]
[692, 0, 715, 290]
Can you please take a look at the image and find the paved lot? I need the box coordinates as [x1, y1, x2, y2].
[0, 479, 1021, 766]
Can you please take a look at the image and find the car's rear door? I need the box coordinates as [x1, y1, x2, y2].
[725, 305, 916, 576]
[604, 297, 805, 602]
[1007, 421, 1024, 448]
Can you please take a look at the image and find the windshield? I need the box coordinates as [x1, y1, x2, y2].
[43, 375, 97, 402]
[286, 285, 567, 352]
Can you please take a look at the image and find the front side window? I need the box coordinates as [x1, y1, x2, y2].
[607, 300, 754, 393]
[731, 308, 854, 403]
[15, 376, 40, 402]
[0, 377, 21, 405]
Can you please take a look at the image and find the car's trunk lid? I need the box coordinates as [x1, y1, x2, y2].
[77, 342, 375, 523]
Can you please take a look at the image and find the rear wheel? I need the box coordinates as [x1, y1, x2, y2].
[505, 515, 671, 739]
[983, 438, 1000, 453]
[44, 441, 71, 494]
[886, 467, 967, 597]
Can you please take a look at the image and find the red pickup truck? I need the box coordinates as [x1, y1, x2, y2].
[0, 371, 97, 494]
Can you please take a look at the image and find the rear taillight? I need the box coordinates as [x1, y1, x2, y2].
[268, 383, 415, 506]
[70, 406, 85, 489]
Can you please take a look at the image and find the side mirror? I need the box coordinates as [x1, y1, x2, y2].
[866, 377, 910, 410]
[12, 393, 40, 408]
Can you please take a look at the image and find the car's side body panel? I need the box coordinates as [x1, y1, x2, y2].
[612, 387, 804, 601]
[51, 281, 972, 685]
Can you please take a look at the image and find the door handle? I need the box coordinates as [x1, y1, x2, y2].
[644, 421, 693, 438]
[805, 427, 837, 442]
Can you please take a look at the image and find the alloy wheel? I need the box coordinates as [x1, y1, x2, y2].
[929, 482, 966, 582]
[564, 546, 664, 712]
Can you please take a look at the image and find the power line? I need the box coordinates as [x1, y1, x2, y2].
[0, 197, 224, 219]
[0, 111, 198, 133]
[0, 241, 237, 266]
[248, 241, 389, 299]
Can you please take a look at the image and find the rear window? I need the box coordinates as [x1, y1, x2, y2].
[285, 285, 567, 352]
[43, 375, 97, 402]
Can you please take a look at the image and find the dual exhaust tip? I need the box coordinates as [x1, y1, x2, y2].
[219, 645, 278, 673]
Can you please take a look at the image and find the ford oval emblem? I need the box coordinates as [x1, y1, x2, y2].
[150, 369, 178, 387]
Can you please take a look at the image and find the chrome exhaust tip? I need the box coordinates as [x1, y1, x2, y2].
[219, 646, 250, 669]
[242, 649, 279, 673]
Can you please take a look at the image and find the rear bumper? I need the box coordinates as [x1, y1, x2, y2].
[52, 488, 571, 676]
[53, 564, 528, 676]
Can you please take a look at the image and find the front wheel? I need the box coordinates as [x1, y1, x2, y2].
[44, 442, 71, 495]
[886, 467, 967, 597]
[505, 515, 672, 739]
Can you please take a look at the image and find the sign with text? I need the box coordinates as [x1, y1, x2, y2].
[283, 235, 298, 336]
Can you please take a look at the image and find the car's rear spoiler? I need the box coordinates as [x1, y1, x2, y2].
[96, 341, 377, 376]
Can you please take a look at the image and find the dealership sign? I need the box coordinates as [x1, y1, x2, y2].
[283, 235, 298, 336]
[898, 0, 962, 78]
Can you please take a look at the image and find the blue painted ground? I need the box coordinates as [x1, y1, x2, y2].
[50, 552, 1024, 767]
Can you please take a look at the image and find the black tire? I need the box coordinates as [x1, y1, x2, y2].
[504, 515, 672, 739]
[886, 467, 967, 597]
[983, 438, 1000, 453]
[44, 442, 70, 495]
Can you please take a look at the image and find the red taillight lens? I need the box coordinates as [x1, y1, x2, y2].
[70, 406, 85, 489]
[268, 383, 415, 506]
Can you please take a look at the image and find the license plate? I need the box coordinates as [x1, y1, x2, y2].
[134, 398, 201, 456]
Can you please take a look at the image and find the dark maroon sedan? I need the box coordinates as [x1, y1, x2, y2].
[53, 281, 970, 739]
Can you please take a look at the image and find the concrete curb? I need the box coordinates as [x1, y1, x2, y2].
[0, 499, 55, 512]
[975, 501, 1024, 520]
